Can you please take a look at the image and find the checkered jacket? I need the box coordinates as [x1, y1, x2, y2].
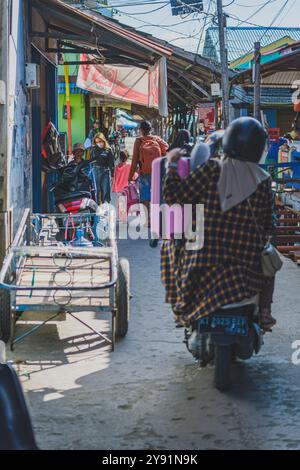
[161, 159, 274, 324]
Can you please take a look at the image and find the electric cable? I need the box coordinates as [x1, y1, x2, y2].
[195, 0, 214, 55]
[234, 0, 279, 6]
[231, 0, 291, 67]
[117, 3, 169, 15]
[234, 0, 281, 27]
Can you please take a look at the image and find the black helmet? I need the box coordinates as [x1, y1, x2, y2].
[222, 117, 267, 163]
[140, 120, 152, 134]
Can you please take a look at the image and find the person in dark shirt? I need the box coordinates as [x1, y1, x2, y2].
[169, 129, 193, 155]
[90, 132, 114, 204]
[88, 119, 101, 142]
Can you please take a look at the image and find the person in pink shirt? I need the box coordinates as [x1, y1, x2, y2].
[113, 150, 138, 221]
[112, 150, 137, 193]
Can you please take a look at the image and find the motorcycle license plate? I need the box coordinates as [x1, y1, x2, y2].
[198, 315, 249, 336]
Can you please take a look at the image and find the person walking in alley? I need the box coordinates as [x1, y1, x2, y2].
[113, 149, 137, 194]
[129, 121, 168, 224]
[161, 117, 277, 332]
[113, 149, 138, 221]
[90, 133, 114, 204]
[88, 119, 101, 142]
[169, 129, 193, 155]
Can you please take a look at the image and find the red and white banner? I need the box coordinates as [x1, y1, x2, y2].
[77, 54, 161, 109]
[197, 103, 215, 132]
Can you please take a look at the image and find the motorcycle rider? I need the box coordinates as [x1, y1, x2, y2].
[54, 143, 92, 204]
[161, 117, 276, 332]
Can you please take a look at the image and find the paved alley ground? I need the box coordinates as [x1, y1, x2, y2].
[8, 238, 300, 450]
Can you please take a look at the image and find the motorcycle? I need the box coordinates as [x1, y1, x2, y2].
[184, 295, 264, 391]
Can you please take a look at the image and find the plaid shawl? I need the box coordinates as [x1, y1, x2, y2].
[161, 160, 273, 324]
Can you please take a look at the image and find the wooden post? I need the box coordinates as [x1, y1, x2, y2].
[253, 42, 261, 122]
[193, 107, 197, 144]
[64, 62, 72, 156]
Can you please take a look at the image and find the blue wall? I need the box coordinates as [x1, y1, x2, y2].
[264, 109, 277, 128]
[240, 108, 248, 117]
[8, 0, 32, 231]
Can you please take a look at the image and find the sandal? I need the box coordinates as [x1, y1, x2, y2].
[259, 308, 277, 332]
[173, 314, 188, 328]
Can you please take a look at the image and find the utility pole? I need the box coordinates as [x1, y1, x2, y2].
[216, 0, 230, 128]
[253, 41, 261, 122]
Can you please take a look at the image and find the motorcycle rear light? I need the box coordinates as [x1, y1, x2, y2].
[63, 200, 83, 213]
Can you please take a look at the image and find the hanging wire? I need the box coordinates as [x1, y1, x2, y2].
[231, 0, 291, 68]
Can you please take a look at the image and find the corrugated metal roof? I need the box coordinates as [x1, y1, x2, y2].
[203, 27, 300, 62]
[261, 71, 300, 87]
[243, 88, 293, 106]
[232, 49, 300, 87]
[232, 86, 295, 105]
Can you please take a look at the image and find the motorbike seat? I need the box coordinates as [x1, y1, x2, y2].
[55, 191, 92, 204]
[221, 295, 259, 310]
[0, 363, 38, 450]
[211, 295, 259, 318]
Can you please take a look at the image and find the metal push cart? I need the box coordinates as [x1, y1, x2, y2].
[0, 208, 130, 351]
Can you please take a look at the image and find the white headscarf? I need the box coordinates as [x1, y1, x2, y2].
[217, 157, 270, 212]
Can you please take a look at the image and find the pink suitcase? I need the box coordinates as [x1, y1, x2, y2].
[118, 182, 140, 222]
[151, 156, 190, 240]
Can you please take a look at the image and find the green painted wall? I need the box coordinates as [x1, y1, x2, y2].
[234, 50, 281, 70]
[58, 53, 79, 76]
[58, 93, 87, 147]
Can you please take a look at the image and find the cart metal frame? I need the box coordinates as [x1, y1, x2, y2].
[0, 209, 119, 351]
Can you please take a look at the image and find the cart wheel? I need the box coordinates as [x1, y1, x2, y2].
[149, 238, 158, 248]
[116, 258, 130, 339]
[0, 290, 12, 344]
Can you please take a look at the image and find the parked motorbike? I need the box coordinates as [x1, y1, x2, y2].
[52, 160, 100, 244]
[184, 295, 264, 391]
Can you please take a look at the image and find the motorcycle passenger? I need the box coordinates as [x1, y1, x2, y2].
[90, 132, 114, 204]
[53, 143, 96, 241]
[161, 117, 276, 332]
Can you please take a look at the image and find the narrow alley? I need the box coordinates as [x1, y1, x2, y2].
[8, 238, 300, 450]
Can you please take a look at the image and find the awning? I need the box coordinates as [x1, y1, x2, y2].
[231, 49, 300, 87]
[30, 0, 227, 110]
[30, 0, 172, 67]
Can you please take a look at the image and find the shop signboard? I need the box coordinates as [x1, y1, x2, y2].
[77, 55, 160, 109]
[196, 103, 216, 132]
[89, 95, 132, 110]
